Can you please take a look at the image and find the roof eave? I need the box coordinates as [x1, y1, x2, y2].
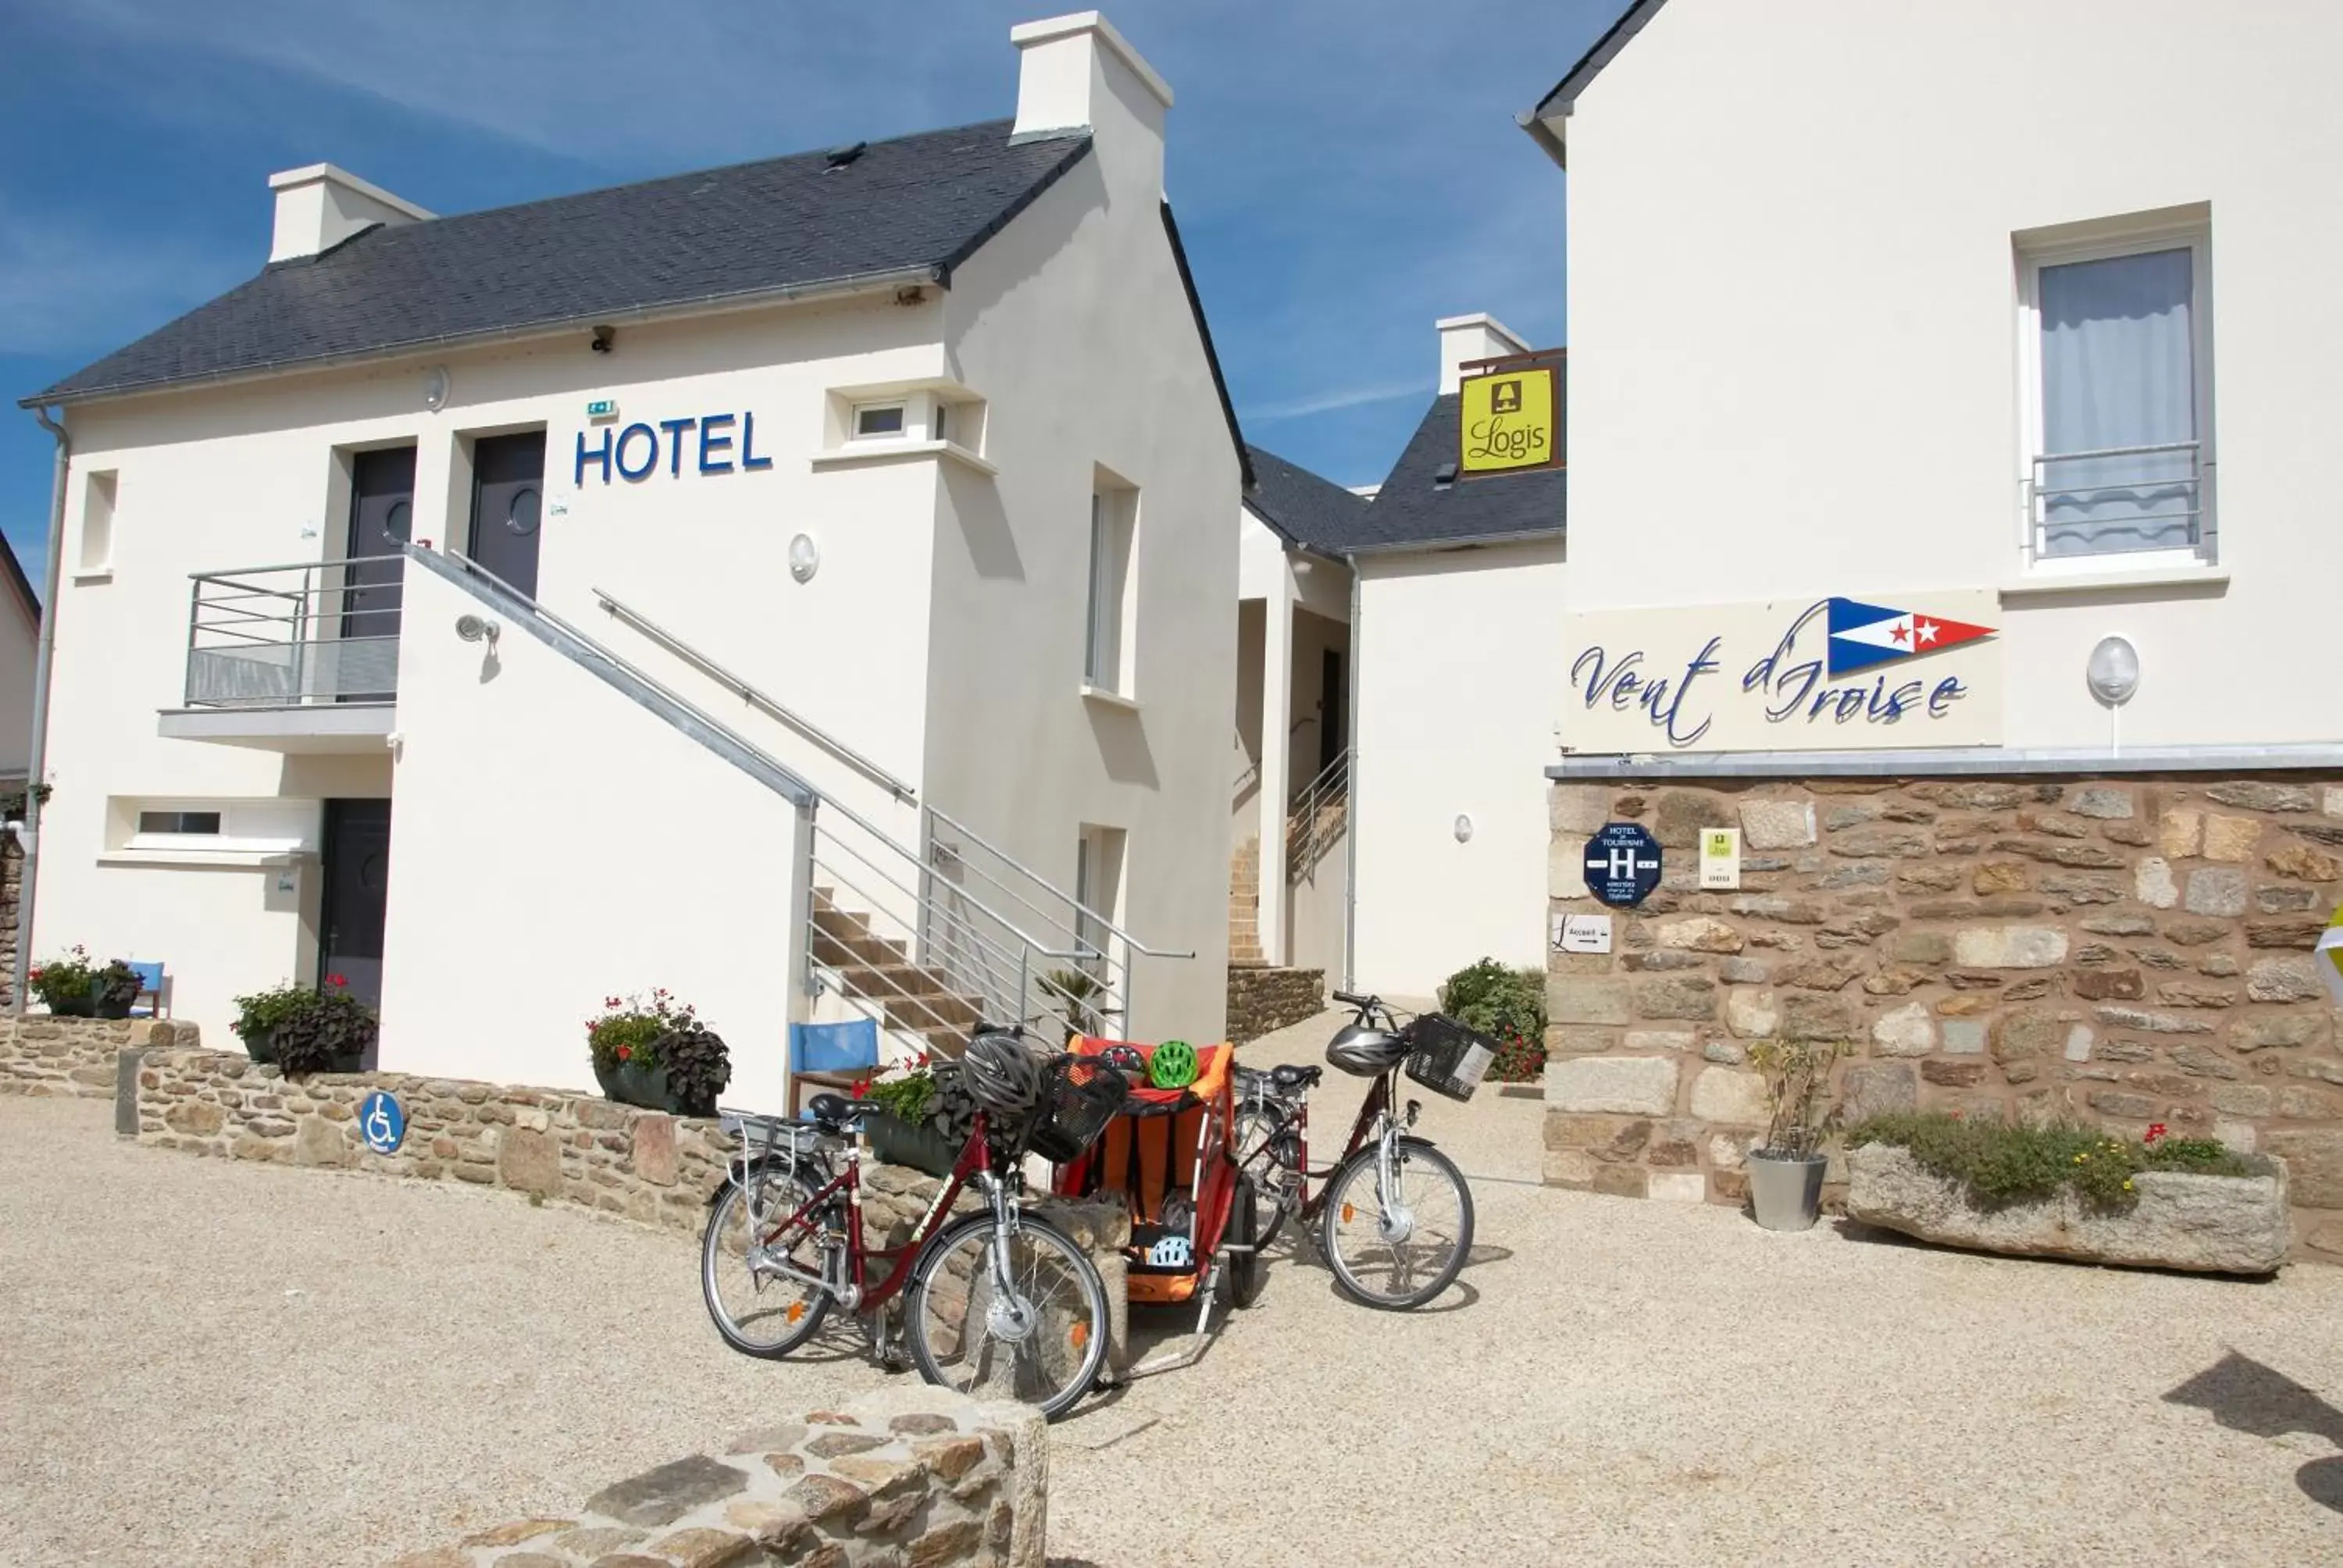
[1521, 0, 1672, 163]
[19, 262, 950, 411]
[1347, 526, 1566, 559]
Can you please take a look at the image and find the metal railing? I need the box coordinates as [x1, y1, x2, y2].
[1286, 750, 1350, 882]
[183, 554, 407, 707]
[2031, 440, 2209, 558]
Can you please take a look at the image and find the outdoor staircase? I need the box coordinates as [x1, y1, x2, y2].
[811, 887, 984, 1055]
[1285, 754, 1350, 882]
[1228, 836, 1265, 967]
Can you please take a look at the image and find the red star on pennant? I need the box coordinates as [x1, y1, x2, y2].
[1891, 620, 1910, 645]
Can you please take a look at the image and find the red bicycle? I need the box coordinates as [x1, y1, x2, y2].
[700, 1043, 1121, 1420]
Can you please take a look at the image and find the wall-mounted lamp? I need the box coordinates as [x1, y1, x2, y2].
[455, 614, 501, 647]
[1453, 813, 1474, 843]
[423, 365, 451, 412]
[789, 533, 821, 583]
[2086, 636, 2139, 707]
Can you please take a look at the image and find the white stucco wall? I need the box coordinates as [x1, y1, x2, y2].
[1351, 539, 1566, 996]
[925, 53, 1239, 1047]
[1563, 0, 2343, 750]
[379, 561, 805, 1110]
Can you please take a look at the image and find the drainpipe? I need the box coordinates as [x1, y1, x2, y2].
[1342, 554, 1361, 992]
[14, 407, 69, 1014]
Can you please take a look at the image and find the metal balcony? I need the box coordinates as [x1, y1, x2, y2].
[158, 556, 404, 751]
[2031, 440, 2209, 559]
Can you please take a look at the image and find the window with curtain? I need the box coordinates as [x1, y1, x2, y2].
[2030, 242, 2206, 558]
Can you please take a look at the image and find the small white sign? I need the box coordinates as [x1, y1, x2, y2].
[1699, 827, 1742, 890]
[1553, 912, 1614, 954]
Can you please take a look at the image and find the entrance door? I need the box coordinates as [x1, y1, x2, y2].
[319, 799, 393, 1022]
[1320, 648, 1348, 773]
[469, 431, 547, 598]
[341, 447, 415, 700]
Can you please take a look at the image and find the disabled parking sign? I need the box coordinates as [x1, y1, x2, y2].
[1582, 822, 1664, 908]
[359, 1090, 406, 1155]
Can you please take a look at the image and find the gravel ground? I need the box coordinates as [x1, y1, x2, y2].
[8, 1011, 2343, 1566]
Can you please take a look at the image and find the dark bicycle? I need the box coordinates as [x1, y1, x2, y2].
[1231, 989, 1487, 1310]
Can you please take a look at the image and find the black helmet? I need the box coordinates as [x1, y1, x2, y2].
[962, 1031, 1048, 1115]
[1098, 1043, 1147, 1075]
[1325, 1022, 1409, 1077]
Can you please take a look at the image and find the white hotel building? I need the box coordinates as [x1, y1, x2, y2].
[16, 13, 1245, 1110]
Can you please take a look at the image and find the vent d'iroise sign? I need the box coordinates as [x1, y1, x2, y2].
[1561, 592, 2002, 753]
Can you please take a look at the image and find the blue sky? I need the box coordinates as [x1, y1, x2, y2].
[0, 0, 1612, 587]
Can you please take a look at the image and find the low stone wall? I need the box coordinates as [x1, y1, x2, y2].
[0, 1015, 200, 1099]
[1226, 964, 1325, 1043]
[1542, 774, 2343, 1259]
[386, 1385, 1045, 1568]
[0, 834, 22, 1010]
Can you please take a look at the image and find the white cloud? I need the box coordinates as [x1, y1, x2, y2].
[1246, 380, 1425, 422]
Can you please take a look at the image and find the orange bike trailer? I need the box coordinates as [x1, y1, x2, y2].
[1054, 1036, 1236, 1306]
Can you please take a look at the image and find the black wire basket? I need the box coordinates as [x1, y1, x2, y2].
[1025, 1053, 1131, 1164]
[1403, 1014, 1502, 1103]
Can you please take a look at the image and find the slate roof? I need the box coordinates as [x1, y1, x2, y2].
[27, 120, 1093, 405]
[1349, 380, 1566, 555]
[1530, 0, 1671, 123]
[1243, 444, 1375, 554]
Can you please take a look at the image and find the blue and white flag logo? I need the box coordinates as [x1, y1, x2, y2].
[1824, 597, 1995, 679]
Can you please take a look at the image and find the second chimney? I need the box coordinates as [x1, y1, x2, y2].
[269, 163, 432, 264]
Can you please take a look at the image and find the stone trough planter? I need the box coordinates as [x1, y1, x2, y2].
[1846, 1142, 2291, 1275]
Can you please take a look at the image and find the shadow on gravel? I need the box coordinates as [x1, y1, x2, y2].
[2164, 1349, 2343, 1514]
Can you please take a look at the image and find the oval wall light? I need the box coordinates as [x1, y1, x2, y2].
[1453, 814, 1474, 843]
[789, 533, 821, 583]
[2086, 635, 2140, 706]
[423, 365, 451, 412]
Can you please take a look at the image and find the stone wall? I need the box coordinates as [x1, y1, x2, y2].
[0, 833, 21, 1010]
[385, 1385, 1045, 1568]
[0, 1015, 199, 1099]
[1542, 774, 2343, 1257]
[1226, 964, 1325, 1043]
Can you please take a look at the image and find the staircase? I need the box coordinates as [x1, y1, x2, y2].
[811, 888, 983, 1053]
[1228, 836, 1265, 967]
[1285, 753, 1350, 882]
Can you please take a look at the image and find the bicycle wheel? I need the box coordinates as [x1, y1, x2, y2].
[1318, 1137, 1474, 1310]
[701, 1164, 836, 1359]
[1225, 1174, 1265, 1308]
[904, 1211, 1107, 1420]
[1232, 1105, 1293, 1249]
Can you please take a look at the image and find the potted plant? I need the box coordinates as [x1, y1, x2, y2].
[272, 978, 377, 1076]
[30, 946, 100, 1017]
[1041, 968, 1105, 1042]
[1744, 1037, 1849, 1231]
[588, 991, 729, 1115]
[856, 1052, 973, 1177]
[94, 959, 142, 1020]
[233, 980, 321, 1064]
[1439, 957, 1548, 1089]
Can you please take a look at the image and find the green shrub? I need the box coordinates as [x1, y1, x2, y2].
[586, 989, 694, 1074]
[1439, 958, 1546, 1042]
[232, 981, 313, 1042]
[655, 1023, 733, 1114]
[1749, 1038, 1850, 1159]
[30, 945, 100, 1011]
[272, 987, 377, 1076]
[1847, 1112, 2259, 1212]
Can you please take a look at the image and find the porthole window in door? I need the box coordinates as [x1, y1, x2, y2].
[380, 500, 412, 551]
[506, 486, 541, 536]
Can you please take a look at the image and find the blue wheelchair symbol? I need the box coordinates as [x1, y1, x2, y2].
[359, 1091, 405, 1156]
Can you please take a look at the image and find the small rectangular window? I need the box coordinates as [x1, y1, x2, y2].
[80, 470, 118, 573]
[137, 811, 221, 836]
[933, 403, 950, 443]
[853, 403, 906, 439]
[1084, 490, 1136, 693]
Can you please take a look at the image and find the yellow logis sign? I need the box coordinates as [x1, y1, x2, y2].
[1458, 363, 1560, 476]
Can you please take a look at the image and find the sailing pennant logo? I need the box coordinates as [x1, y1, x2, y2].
[1824, 597, 1995, 679]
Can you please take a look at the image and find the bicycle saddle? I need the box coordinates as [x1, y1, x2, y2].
[804, 1092, 858, 1130]
[1271, 1064, 1323, 1090]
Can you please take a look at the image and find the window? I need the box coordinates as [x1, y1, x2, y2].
[2020, 224, 2213, 563]
[1072, 824, 1125, 980]
[852, 402, 906, 439]
[1083, 480, 1137, 695]
[933, 402, 950, 444]
[137, 810, 221, 836]
[80, 470, 117, 575]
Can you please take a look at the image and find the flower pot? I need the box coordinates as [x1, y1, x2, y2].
[44, 989, 96, 1018]
[864, 1110, 961, 1179]
[598, 1059, 711, 1117]
[1746, 1150, 1828, 1232]
[95, 989, 135, 1021]
[241, 1029, 280, 1065]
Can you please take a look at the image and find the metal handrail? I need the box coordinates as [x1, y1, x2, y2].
[2029, 440, 2208, 556]
[184, 554, 410, 709]
[1286, 750, 1350, 881]
[591, 586, 918, 805]
[925, 804, 1194, 960]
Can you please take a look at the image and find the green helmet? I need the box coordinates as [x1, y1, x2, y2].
[1150, 1039, 1198, 1090]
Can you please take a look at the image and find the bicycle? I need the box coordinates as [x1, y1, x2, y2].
[700, 1042, 1119, 1420]
[1231, 989, 1479, 1310]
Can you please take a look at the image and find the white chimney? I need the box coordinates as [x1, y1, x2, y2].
[268, 163, 433, 263]
[1011, 12, 1172, 180]
[1437, 312, 1532, 394]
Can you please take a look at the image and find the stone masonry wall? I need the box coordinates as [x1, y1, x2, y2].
[385, 1384, 1046, 1568]
[1543, 775, 2343, 1258]
[1226, 964, 1325, 1043]
[0, 1015, 199, 1098]
[0, 834, 21, 1010]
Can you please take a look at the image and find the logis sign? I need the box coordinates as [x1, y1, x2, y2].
[1458, 362, 1561, 476]
[1561, 592, 2002, 753]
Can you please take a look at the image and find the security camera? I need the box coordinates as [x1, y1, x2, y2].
[893, 285, 925, 305]
[590, 325, 615, 354]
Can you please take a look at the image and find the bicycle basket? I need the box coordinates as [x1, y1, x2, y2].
[1026, 1053, 1130, 1164]
[1402, 1014, 1500, 1103]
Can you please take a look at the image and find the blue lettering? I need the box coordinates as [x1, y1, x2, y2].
[1571, 645, 1644, 709]
[1657, 637, 1720, 747]
[1833, 688, 1866, 722]
[697, 413, 736, 474]
[575, 428, 613, 487]
[615, 422, 658, 481]
[1612, 669, 1642, 711]
[1873, 679, 1923, 723]
[740, 410, 773, 471]
[1930, 677, 1967, 717]
[659, 416, 696, 478]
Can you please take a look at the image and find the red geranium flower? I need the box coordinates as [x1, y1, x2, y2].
[616, 1044, 632, 1062]
[326, 973, 348, 988]
[2145, 1122, 2168, 1146]
[851, 1080, 870, 1099]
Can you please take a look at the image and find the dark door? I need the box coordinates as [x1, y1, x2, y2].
[319, 799, 393, 1023]
[1320, 648, 1348, 772]
[342, 447, 415, 700]
[469, 432, 547, 598]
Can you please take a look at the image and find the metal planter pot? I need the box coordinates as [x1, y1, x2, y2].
[1746, 1150, 1828, 1232]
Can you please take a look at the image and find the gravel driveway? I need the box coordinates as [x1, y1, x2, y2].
[8, 1014, 2343, 1566]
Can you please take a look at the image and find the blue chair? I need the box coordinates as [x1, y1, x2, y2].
[788, 1018, 881, 1119]
[127, 960, 168, 1019]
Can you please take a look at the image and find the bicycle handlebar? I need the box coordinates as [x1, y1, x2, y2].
[1332, 989, 1376, 1009]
